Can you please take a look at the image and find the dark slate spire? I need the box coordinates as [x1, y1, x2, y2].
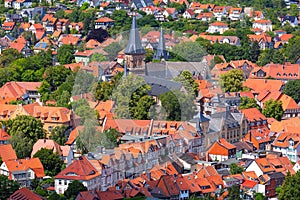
[153, 27, 169, 60]
[124, 16, 145, 55]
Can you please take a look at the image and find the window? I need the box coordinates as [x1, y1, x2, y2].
[64, 180, 67, 185]
[48, 126, 52, 132]
[59, 180, 62, 185]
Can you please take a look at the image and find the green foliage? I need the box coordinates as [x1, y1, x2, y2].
[174, 71, 199, 96]
[283, 80, 300, 103]
[54, 9, 65, 19]
[72, 70, 95, 96]
[171, 41, 207, 62]
[100, 128, 120, 149]
[0, 48, 23, 67]
[228, 185, 242, 200]
[257, 48, 285, 66]
[57, 45, 75, 64]
[219, 69, 245, 92]
[8, 115, 46, 158]
[33, 148, 64, 176]
[168, 2, 186, 14]
[255, 193, 266, 200]
[230, 163, 245, 174]
[109, 10, 131, 36]
[42, 65, 72, 92]
[159, 90, 195, 121]
[137, 14, 159, 27]
[239, 97, 261, 111]
[90, 52, 106, 62]
[0, 67, 18, 87]
[262, 99, 284, 121]
[64, 180, 87, 199]
[278, 171, 300, 200]
[145, 49, 154, 63]
[104, 42, 122, 60]
[283, 36, 300, 63]
[73, 98, 96, 125]
[0, 175, 19, 199]
[112, 74, 155, 120]
[56, 90, 71, 108]
[80, 2, 89, 10]
[50, 126, 68, 145]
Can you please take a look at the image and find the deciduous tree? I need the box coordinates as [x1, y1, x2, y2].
[283, 80, 300, 103]
[0, 175, 19, 199]
[219, 69, 245, 92]
[64, 180, 87, 199]
[262, 99, 284, 121]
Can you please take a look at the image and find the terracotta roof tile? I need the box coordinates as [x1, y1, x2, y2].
[10, 188, 45, 200]
[0, 144, 17, 161]
[5, 158, 45, 178]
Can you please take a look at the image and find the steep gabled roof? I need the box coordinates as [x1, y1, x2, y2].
[124, 16, 145, 55]
[10, 188, 45, 200]
[0, 144, 17, 161]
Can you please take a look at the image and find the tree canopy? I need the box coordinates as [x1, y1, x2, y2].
[0, 175, 19, 199]
[174, 71, 199, 96]
[262, 99, 284, 121]
[33, 148, 64, 176]
[171, 41, 207, 62]
[64, 180, 87, 199]
[57, 45, 75, 65]
[283, 80, 300, 103]
[7, 115, 46, 158]
[278, 172, 300, 200]
[239, 97, 261, 111]
[219, 69, 245, 92]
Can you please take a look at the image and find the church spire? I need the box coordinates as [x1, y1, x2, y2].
[124, 16, 145, 55]
[153, 27, 169, 60]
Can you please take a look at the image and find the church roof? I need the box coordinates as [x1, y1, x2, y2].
[124, 16, 145, 55]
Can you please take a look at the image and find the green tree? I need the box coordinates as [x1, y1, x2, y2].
[145, 49, 154, 63]
[228, 185, 242, 200]
[159, 90, 195, 121]
[64, 180, 87, 199]
[174, 71, 199, 96]
[283, 80, 300, 103]
[283, 36, 300, 63]
[43, 65, 72, 92]
[248, 41, 260, 62]
[50, 126, 68, 145]
[90, 52, 106, 62]
[230, 163, 245, 174]
[219, 69, 245, 92]
[131, 95, 155, 120]
[33, 148, 64, 176]
[0, 48, 23, 67]
[8, 115, 46, 158]
[262, 99, 284, 121]
[54, 9, 65, 19]
[0, 175, 19, 199]
[94, 81, 113, 101]
[57, 45, 75, 64]
[0, 67, 17, 87]
[104, 42, 122, 61]
[255, 193, 266, 200]
[100, 128, 120, 149]
[239, 97, 261, 111]
[171, 41, 207, 62]
[56, 90, 71, 108]
[112, 74, 153, 119]
[279, 171, 300, 200]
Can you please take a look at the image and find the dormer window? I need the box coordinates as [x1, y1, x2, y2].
[277, 73, 281, 76]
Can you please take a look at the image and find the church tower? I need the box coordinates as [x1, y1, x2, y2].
[153, 27, 169, 61]
[124, 16, 146, 75]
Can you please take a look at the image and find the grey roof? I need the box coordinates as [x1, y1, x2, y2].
[146, 61, 209, 80]
[131, 0, 154, 9]
[153, 27, 169, 60]
[143, 76, 182, 96]
[124, 16, 145, 55]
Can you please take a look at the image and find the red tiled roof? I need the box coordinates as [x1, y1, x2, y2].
[241, 180, 258, 188]
[95, 17, 114, 23]
[0, 129, 10, 141]
[5, 158, 45, 178]
[10, 188, 45, 200]
[55, 156, 100, 181]
[0, 144, 17, 161]
[241, 108, 266, 122]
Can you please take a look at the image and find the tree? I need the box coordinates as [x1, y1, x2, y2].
[73, 98, 97, 125]
[283, 80, 300, 103]
[228, 185, 242, 200]
[0, 175, 19, 199]
[64, 180, 87, 199]
[33, 148, 64, 176]
[100, 128, 120, 149]
[55, 90, 71, 108]
[94, 81, 113, 101]
[239, 97, 261, 111]
[0, 48, 23, 67]
[248, 41, 260, 62]
[43, 65, 72, 92]
[104, 42, 122, 61]
[283, 36, 300, 63]
[171, 41, 207, 62]
[174, 71, 199, 96]
[112, 75, 154, 119]
[57, 45, 75, 64]
[230, 163, 245, 175]
[219, 69, 245, 92]
[278, 171, 300, 200]
[50, 126, 68, 145]
[8, 115, 46, 158]
[0, 67, 17, 87]
[54, 9, 65, 19]
[255, 193, 266, 200]
[262, 99, 284, 121]
[159, 90, 195, 121]
[86, 28, 109, 43]
[145, 49, 154, 63]
[90, 52, 106, 62]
